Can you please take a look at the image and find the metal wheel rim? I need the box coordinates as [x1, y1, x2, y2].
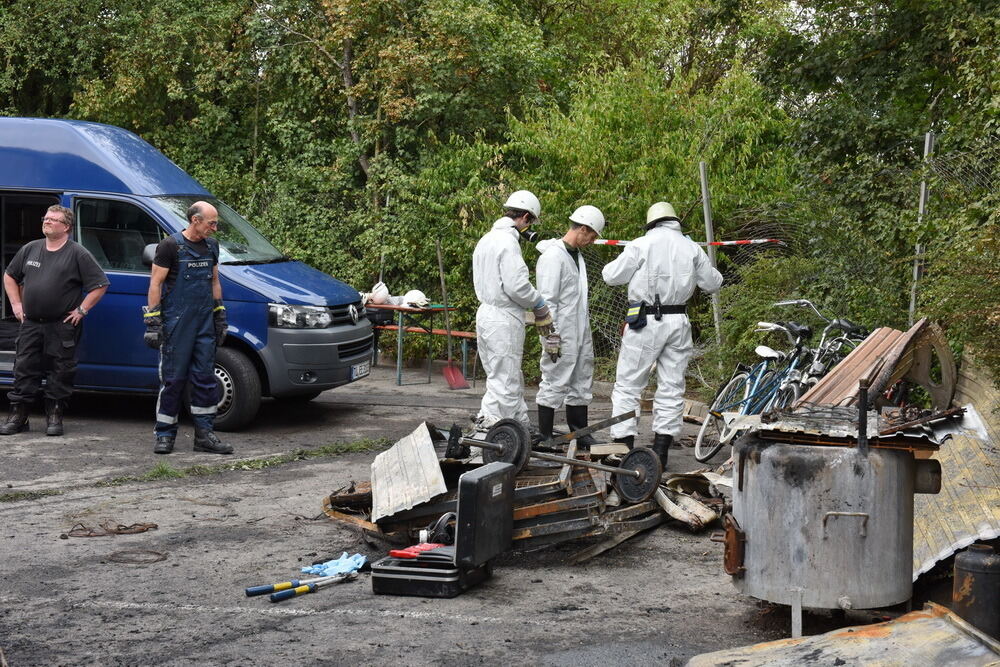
[483, 419, 530, 472]
[615, 447, 660, 503]
[214, 365, 235, 415]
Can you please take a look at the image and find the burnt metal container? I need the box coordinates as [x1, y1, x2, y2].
[732, 436, 919, 610]
[952, 544, 1000, 639]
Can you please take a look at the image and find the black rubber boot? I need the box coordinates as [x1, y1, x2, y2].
[565, 404, 597, 448]
[194, 430, 233, 454]
[0, 403, 30, 435]
[613, 435, 634, 450]
[154, 435, 175, 454]
[45, 399, 64, 436]
[536, 404, 555, 442]
[652, 433, 673, 470]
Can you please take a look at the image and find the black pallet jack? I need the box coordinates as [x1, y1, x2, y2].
[372, 462, 515, 598]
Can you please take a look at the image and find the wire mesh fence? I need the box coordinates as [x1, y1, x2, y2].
[579, 133, 1000, 386]
[578, 196, 817, 381]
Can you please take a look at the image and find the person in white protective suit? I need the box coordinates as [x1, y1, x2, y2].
[602, 201, 723, 469]
[534, 205, 604, 447]
[472, 190, 560, 430]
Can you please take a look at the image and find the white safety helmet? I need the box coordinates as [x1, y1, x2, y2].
[569, 205, 605, 236]
[504, 190, 541, 220]
[402, 289, 429, 308]
[370, 281, 390, 305]
[646, 201, 679, 227]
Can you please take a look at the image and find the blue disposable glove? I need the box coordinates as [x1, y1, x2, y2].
[300, 552, 367, 577]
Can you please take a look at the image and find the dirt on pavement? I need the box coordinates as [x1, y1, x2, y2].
[1, 365, 806, 666]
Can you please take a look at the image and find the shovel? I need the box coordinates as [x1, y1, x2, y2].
[435, 239, 469, 390]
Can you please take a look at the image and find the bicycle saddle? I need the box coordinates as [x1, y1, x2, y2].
[755, 344, 785, 360]
[831, 318, 865, 336]
[782, 321, 812, 341]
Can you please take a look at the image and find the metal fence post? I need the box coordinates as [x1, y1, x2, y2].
[909, 131, 935, 326]
[700, 161, 723, 346]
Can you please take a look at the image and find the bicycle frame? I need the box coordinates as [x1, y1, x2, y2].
[718, 352, 805, 417]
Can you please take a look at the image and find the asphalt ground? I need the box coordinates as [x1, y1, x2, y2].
[0, 362, 816, 666]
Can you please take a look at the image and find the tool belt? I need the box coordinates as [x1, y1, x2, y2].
[648, 304, 687, 315]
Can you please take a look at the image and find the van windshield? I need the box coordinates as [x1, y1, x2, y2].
[155, 197, 289, 265]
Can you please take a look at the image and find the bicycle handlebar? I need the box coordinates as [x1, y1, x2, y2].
[772, 298, 831, 323]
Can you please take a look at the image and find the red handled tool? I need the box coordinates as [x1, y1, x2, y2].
[388, 543, 447, 559]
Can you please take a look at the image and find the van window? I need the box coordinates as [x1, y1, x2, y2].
[77, 199, 163, 272]
[156, 197, 286, 265]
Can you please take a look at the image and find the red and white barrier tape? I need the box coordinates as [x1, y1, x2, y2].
[594, 238, 786, 247]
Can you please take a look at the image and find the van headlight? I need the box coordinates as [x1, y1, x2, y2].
[268, 304, 332, 329]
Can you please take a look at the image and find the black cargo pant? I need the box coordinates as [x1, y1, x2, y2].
[7, 318, 82, 405]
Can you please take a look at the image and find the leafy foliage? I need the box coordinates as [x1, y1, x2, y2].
[1, 0, 998, 385]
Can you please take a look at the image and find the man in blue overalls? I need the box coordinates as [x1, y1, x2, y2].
[144, 201, 232, 455]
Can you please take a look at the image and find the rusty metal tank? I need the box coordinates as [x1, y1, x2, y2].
[731, 435, 926, 610]
[953, 544, 1000, 639]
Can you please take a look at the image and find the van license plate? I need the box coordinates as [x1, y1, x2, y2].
[351, 360, 370, 380]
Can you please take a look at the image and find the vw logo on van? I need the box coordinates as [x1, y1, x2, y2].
[348, 304, 359, 324]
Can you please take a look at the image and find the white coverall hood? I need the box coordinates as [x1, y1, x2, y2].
[535, 239, 559, 254]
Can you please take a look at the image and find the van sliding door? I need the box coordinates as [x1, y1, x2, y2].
[73, 196, 166, 391]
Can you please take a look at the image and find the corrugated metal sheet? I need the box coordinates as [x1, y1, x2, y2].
[687, 603, 1000, 666]
[913, 359, 1000, 579]
[370, 422, 447, 522]
[796, 321, 925, 408]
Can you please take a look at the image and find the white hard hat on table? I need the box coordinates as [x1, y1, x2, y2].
[402, 289, 429, 308]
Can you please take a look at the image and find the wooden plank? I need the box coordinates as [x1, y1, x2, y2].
[590, 443, 629, 456]
[374, 324, 476, 339]
[567, 529, 643, 564]
[558, 440, 577, 496]
[322, 507, 380, 532]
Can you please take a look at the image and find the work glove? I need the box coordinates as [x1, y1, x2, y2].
[542, 332, 562, 363]
[213, 299, 228, 346]
[143, 308, 162, 349]
[301, 552, 367, 577]
[533, 303, 555, 337]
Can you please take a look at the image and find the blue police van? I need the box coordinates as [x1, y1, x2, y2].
[0, 118, 373, 430]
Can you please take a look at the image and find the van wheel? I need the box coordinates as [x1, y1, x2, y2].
[212, 347, 261, 431]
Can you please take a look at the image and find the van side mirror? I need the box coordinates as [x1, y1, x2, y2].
[142, 243, 157, 267]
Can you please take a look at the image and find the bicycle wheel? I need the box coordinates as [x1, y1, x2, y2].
[769, 382, 803, 411]
[695, 372, 749, 463]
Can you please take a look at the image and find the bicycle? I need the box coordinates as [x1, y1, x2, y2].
[769, 299, 867, 407]
[694, 319, 813, 463]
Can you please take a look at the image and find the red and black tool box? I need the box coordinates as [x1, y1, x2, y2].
[372, 462, 514, 598]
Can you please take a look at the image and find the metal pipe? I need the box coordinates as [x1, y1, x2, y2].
[700, 161, 723, 347]
[459, 436, 641, 480]
[908, 131, 935, 326]
[529, 449, 642, 480]
[858, 379, 869, 456]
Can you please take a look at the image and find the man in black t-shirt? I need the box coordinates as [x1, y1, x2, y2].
[2, 205, 109, 436]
